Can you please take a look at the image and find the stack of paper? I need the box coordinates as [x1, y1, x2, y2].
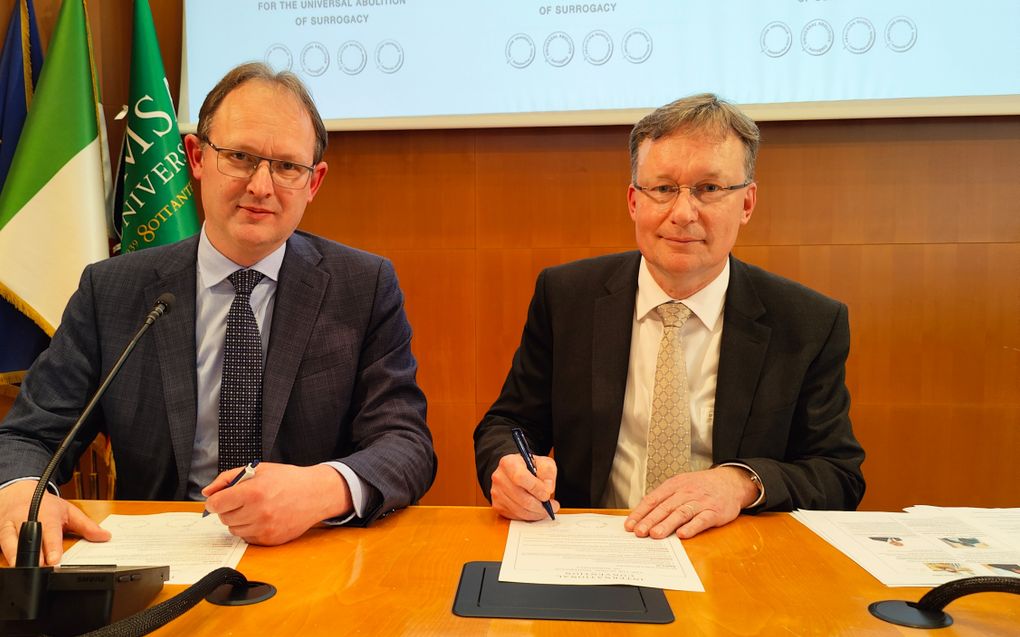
[793, 506, 1020, 587]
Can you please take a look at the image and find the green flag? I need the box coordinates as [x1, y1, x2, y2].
[119, 0, 198, 253]
[0, 0, 108, 336]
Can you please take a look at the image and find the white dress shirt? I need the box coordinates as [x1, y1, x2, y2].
[601, 257, 729, 508]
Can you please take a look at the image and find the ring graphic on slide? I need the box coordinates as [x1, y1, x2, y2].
[582, 30, 613, 65]
[801, 19, 834, 56]
[884, 16, 917, 52]
[264, 44, 293, 72]
[505, 33, 535, 68]
[622, 28, 652, 64]
[842, 18, 875, 54]
[375, 40, 404, 74]
[300, 42, 330, 77]
[543, 31, 574, 67]
[760, 21, 792, 57]
[337, 41, 368, 75]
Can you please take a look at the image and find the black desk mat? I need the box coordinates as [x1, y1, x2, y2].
[452, 561, 674, 624]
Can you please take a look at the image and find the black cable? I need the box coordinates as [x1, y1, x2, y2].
[916, 575, 1020, 612]
[76, 568, 248, 637]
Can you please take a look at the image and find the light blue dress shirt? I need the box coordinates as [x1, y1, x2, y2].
[191, 228, 369, 521]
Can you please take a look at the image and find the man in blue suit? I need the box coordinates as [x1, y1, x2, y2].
[0, 63, 435, 566]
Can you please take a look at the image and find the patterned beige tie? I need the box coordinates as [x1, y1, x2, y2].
[645, 302, 693, 494]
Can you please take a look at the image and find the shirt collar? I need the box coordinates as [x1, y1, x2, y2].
[635, 256, 730, 331]
[197, 225, 286, 290]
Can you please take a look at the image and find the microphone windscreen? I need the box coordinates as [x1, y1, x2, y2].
[155, 292, 176, 313]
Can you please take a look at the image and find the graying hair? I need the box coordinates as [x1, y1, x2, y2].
[629, 93, 759, 181]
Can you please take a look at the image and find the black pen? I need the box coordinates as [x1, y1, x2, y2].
[510, 428, 555, 520]
[202, 460, 259, 517]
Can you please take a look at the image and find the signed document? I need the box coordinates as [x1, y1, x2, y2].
[499, 513, 703, 591]
[60, 513, 248, 585]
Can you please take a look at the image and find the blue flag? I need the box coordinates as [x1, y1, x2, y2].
[0, 0, 42, 186]
[0, 0, 46, 385]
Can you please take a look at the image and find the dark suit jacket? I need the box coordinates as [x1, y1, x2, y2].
[474, 252, 864, 512]
[0, 231, 436, 523]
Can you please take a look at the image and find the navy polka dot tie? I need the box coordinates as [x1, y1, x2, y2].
[219, 269, 265, 473]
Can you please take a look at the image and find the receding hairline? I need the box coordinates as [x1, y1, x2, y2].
[208, 81, 317, 152]
[195, 62, 328, 164]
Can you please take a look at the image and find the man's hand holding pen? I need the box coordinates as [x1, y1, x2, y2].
[489, 451, 561, 522]
[202, 462, 353, 545]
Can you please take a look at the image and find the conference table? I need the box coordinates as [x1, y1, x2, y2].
[63, 501, 1017, 636]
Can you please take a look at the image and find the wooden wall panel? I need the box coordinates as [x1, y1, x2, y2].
[302, 129, 477, 251]
[6, 3, 1016, 512]
[383, 249, 476, 406]
[474, 127, 632, 249]
[420, 402, 481, 507]
[853, 404, 1019, 509]
[748, 118, 1020, 246]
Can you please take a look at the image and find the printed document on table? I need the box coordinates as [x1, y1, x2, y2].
[60, 512, 248, 585]
[904, 505, 1020, 540]
[500, 513, 703, 591]
[793, 508, 1020, 587]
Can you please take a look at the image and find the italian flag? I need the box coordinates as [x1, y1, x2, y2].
[0, 0, 108, 336]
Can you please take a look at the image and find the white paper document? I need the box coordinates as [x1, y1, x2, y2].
[793, 507, 1020, 587]
[500, 513, 703, 591]
[60, 513, 248, 585]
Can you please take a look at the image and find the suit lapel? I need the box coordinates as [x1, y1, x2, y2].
[589, 253, 640, 504]
[261, 233, 328, 456]
[713, 257, 770, 460]
[146, 238, 199, 497]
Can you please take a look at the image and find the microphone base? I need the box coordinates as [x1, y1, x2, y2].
[206, 579, 276, 606]
[0, 564, 169, 637]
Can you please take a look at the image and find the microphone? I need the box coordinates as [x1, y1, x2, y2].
[1, 294, 175, 636]
[143, 292, 174, 326]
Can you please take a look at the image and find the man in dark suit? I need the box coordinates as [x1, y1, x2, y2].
[0, 63, 435, 566]
[475, 94, 864, 540]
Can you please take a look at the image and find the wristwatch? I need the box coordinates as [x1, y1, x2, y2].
[749, 471, 764, 499]
[715, 462, 766, 508]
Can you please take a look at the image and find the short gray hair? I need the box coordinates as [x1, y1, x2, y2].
[628, 93, 759, 181]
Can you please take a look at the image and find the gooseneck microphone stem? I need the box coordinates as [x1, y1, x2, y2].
[15, 293, 175, 568]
